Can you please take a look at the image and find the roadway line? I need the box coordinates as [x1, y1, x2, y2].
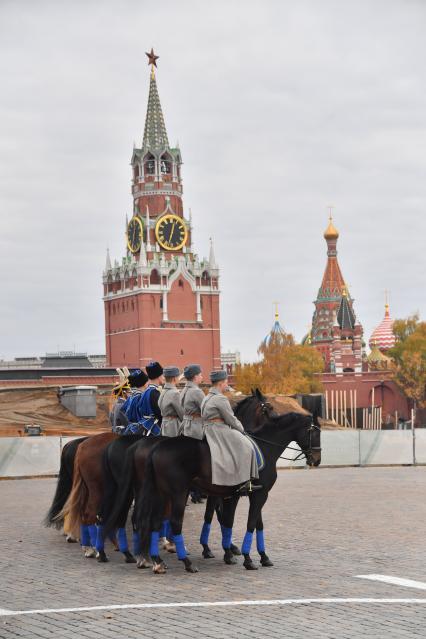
[1, 598, 426, 617]
[357, 575, 426, 591]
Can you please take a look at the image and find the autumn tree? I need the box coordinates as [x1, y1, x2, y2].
[388, 318, 426, 408]
[234, 331, 324, 395]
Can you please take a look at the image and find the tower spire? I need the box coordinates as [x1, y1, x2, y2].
[209, 237, 217, 268]
[142, 48, 169, 151]
[105, 248, 111, 272]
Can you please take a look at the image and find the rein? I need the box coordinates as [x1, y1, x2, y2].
[248, 422, 321, 463]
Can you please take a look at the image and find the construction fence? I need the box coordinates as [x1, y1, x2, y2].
[1, 430, 426, 478]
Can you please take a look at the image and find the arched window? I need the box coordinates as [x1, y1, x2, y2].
[160, 153, 171, 175]
[201, 271, 210, 286]
[150, 269, 160, 285]
[144, 153, 155, 175]
[178, 279, 184, 288]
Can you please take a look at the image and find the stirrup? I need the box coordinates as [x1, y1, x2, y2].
[236, 480, 262, 496]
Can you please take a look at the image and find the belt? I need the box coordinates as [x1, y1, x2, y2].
[207, 418, 226, 424]
[184, 413, 201, 419]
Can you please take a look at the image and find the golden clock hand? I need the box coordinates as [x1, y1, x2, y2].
[169, 220, 176, 244]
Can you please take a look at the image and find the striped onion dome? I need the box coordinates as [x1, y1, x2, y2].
[369, 304, 396, 352]
[262, 311, 287, 346]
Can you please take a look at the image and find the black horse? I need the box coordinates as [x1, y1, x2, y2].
[44, 436, 88, 534]
[100, 390, 273, 565]
[136, 396, 321, 573]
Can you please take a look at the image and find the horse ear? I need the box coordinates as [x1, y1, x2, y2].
[250, 388, 255, 396]
[255, 388, 264, 401]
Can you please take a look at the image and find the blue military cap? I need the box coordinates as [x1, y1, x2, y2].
[164, 366, 180, 378]
[210, 369, 228, 383]
[183, 364, 202, 380]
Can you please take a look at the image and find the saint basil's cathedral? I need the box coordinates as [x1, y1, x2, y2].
[103, 51, 221, 372]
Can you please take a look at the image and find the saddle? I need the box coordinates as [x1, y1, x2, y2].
[245, 434, 265, 472]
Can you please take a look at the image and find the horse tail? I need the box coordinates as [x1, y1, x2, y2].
[54, 453, 88, 540]
[43, 438, 83, 529]
[135, 448, 158, 555]
[103, 446, 135, 537]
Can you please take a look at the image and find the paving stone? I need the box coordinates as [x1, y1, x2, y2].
[0, 467, 425, 637]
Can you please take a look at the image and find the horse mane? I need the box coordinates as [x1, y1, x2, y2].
[247, 411, 312, 437]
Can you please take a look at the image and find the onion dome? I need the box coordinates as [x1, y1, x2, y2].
[369, 303, 395, 352]
[262, 309, 287, 346]
[323, 215, 339, 240]
[367, 342, 392, 369]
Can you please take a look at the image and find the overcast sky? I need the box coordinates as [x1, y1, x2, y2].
[0, 0, 425, 362]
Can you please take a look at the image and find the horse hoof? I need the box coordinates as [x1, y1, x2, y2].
[66, 535, 77, 543]
[230, 543, 241, 556]
[124, 551, 136, 564]
[261, 558, 274, 567]
[244, 560, 258, 570]
[153, 562, 167, 575]
[136, 557, 152, 569]
[83, 546, 96, 558]
[164, 541, 176, 553]
[185, 564, 198, 573]
[97, 551, 108, 563]
[202, 549, 215, 559]
[224, 553, 237, 565]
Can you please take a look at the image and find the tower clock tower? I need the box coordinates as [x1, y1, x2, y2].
[103, 49, 221, 372]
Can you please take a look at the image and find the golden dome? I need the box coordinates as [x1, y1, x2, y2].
[324, 215, 339, 240]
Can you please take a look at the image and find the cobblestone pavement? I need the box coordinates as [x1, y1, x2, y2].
[1, 467, 425, 638]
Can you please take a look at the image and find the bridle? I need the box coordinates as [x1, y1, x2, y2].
[249, 420, 322, 463]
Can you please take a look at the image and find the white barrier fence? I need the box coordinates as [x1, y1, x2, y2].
[0, 431, 424, 478]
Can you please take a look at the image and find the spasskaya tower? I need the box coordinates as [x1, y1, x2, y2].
[103, 49, 221, 371]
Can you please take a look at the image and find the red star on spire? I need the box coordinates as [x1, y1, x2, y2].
[145, 48, 159, 68]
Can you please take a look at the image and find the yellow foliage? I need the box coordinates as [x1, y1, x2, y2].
[234, 333, 324, 395]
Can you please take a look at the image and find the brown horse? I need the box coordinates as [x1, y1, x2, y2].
[57, 432, 118, 558]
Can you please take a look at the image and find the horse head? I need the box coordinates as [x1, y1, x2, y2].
[235, 388, 277, 432]
[292, 412, 322, 467]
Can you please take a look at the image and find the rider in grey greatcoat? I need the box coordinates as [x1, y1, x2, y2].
[181, 364, 205, 440]
[201, 369, 260, 492]
[158, 366, 184, 437]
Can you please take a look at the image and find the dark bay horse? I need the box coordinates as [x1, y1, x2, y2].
[44, 436, 87, 539]
[136, 407, 321, 573]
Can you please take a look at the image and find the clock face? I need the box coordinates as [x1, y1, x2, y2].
[127, 216, 143, 253]
[155, 214, 188, 251]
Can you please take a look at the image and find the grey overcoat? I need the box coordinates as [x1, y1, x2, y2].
[181, 381, 205, 440]
[158, 383, 184, 437]
[201, 387, 258, 486]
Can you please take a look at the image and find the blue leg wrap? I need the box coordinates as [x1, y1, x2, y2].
[149, 531, 160, 557]
[241, 531, 254, 555]
[173, 534, 187, 560]
[200, 522, 211, 545]
[221, 526, 232, 550]
[80, 524, 90, 547]
[88, 524, 97, 547]
[117, 527, 128, 553]
[132, 531, 141, 556]
[256, 529, 265, 554]
[160, 519, 170, 538]
[95, 524, 104, 552]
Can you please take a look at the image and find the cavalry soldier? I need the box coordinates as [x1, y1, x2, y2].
[158, 366, 184, 437]
[122, 361, 164, 436]
[110, 369, 148, 434]
[201, 369, 261, 494]
[181, 364, 205, 440]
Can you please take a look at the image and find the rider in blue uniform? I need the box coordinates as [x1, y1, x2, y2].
[110, 369, 148, 434]
[122, 361, 164, 436]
